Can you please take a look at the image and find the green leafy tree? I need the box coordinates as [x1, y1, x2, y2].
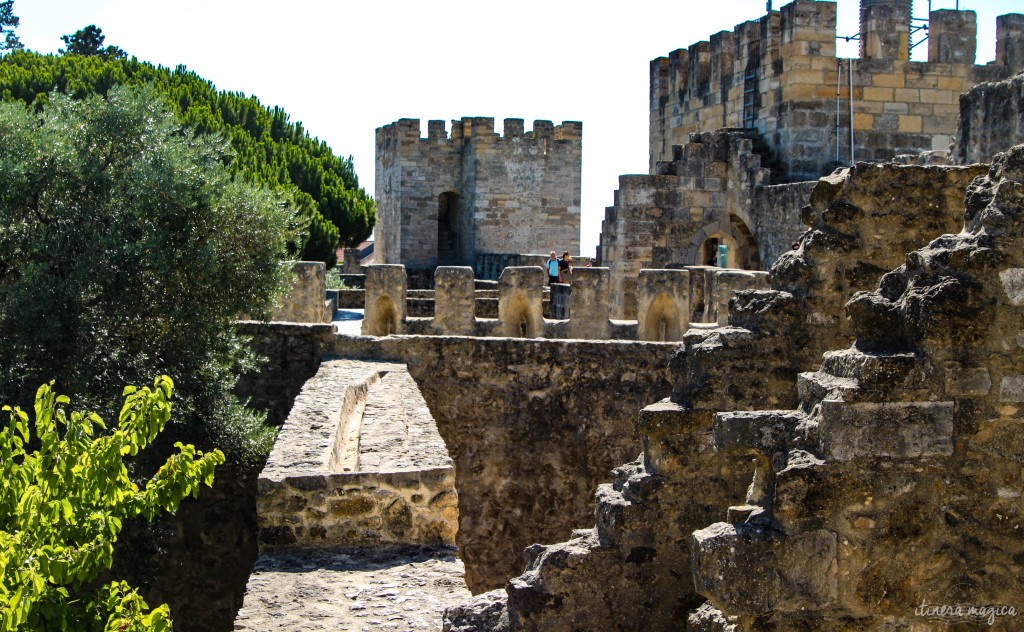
[0, 85, 294, 462]
[0, 376, 225, 630]
[59, 25, 126, 60]
[0, 1, 20, 52]
[0, 50, 374, 264]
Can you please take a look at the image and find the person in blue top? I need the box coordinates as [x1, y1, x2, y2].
[547, 251, 561, 285]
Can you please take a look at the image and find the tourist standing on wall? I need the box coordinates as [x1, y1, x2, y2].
[547, 251, 560, 285]
[559, 251, 573, 284]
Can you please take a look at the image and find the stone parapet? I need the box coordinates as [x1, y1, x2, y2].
[433, 266, 476, 335]
[497, 266, 546, 338]
[637, 269, 690, 341]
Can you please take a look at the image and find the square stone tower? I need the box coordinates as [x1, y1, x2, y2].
[375, 117, 582, 275]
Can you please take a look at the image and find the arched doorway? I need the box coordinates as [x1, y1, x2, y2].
[437, 192, 460, 266]
[686, 214, 762, 270]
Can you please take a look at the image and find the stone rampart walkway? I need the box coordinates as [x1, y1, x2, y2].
[234, 359, 467, 630]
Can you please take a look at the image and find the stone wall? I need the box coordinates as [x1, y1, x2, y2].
[375, 118, 581, 272]
[750, 180, 817, 268]
[233, 323, 675, 592]
[473, 156, 993, 632]
[687, 143, 1024, 631]
[326, 334, 676, 592]
[257, 359, 458, 549]
[952, 70, 1024, 165]
[234, 322, 336, 425]
[649, 0, 1019, 181]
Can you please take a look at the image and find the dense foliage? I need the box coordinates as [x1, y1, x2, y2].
[0, 376, 224, 630]
[0, 86, 290, 462]
[0, 46, 375, 265]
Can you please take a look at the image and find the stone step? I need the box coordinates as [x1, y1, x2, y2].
[819, 348, 921, 387]
[638, 399, 714, 479]
[726, 504, 767, 524]
[690, 521, 838, 618]
[795, 370, 858, 411]
[712, 409, 806, 457]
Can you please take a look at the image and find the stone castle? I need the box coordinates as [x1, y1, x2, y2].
[374, 117, 582, 282]
[145, 1, 1024, 631]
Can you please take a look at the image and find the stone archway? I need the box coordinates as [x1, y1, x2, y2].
[683, 214, 762, 270]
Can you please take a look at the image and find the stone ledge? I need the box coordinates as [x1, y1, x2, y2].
[234, 545, 471, 632]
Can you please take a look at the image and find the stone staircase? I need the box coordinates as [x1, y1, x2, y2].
[690, 345, 953, 629]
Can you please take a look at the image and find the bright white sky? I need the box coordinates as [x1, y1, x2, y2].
[13, 0, 1024, 256]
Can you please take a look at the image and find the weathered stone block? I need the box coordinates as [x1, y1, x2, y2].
[497, 266, 545, 338]
[818, 400, 954, 461]
[636, 269, 689, 341]
[691, 522, 838, 615]
[362, 264, 407, 336]
[271, 261, 330, 323]
[434, 266, 476, 335]
[566, 267, 611, 340]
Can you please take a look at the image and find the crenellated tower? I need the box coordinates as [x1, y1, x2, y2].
[649, 0, 1024, 181]
[375, 117, 582, 278]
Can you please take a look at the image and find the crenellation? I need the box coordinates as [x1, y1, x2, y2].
[859, 0, 912, 61]
[929, 9, 977, 65]
[997, 13, 1024, 70]
[650, 0, 1020, 180]
[427, 119, 447, 141]
[502, 117, 523, 137]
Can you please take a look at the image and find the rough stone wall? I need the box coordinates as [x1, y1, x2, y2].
[750, 181, 817, 268]
[327, 334, 675, 592]
[110, 464, 259, 632]
[688, 144, 1024, 631]
[375, 118, 581, 272]
[234, 322, 336, 426]
[650, 0, 1018, 181]
[474, 159, 989, 631]
[952, 70, 1024, 165]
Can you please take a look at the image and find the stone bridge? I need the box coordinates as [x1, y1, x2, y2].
[234, 359, 470, 630]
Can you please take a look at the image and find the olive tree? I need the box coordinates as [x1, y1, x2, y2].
[0, 86, 296, 461]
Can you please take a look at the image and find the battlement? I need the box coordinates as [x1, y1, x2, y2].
[375, 117, 583, 146]
[650, 0, 1023, 180]
[375, 115, 582, 274]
